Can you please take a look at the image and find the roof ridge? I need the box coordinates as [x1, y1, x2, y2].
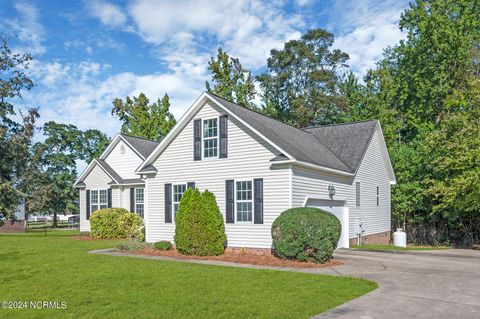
[120, 133, 159, 144]
[302, 119, 378, 130]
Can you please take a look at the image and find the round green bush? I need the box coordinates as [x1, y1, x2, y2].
[271, 207, 341, 263]
[174, 188, 226, 256]
[154, 241, 172, 250]
[90, 208, 143, 239]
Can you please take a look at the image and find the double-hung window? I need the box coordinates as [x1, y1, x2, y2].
[236, 180, 253, 222]
[203, 118, 218, 158]
[90, 189, 107, 213]
[172, 184, 187, 218]
[135, 188, 144, 218]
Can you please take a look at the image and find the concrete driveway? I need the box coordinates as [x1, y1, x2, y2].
[314, 249, 480, 319]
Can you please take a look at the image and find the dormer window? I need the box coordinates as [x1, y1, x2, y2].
[203, 118, 218, 158]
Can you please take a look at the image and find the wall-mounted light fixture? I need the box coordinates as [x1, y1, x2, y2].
[328, 184, 336, 200]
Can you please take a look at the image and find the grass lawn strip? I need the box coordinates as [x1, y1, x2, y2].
[0, 230, 377, 319]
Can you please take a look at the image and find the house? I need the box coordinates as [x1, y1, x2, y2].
[0, 198, 26, 233]
[74, 134, 159, 232]
[76, 92, 396, 249]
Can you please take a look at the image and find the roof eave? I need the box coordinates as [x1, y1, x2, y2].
[272, 159, 354, 177]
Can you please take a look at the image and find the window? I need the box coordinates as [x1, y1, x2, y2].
[203, 118, 218, 158]
[135, 188, 144, 218]
[236, 180, 253, 222]
[355, 182, 361, 207]
[90, 189, 107, 213]
[172, 184, 187, 218]
[376, 186, 380, 207]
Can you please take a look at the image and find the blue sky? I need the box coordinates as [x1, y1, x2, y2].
[1, 0, 410, 138]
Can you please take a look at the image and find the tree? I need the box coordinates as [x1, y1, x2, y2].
[32, 122, 110, 226]
[257, 28, 350, 127]
[205, 48, 256, 108]
[0, 35, 36, 221]
[112, 93, 176, 142]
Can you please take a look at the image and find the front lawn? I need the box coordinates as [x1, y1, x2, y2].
[351, 244, 450, 251]
[0, 230, 376, 319]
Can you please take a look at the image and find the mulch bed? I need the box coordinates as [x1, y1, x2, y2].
[131, 247, 342, 269]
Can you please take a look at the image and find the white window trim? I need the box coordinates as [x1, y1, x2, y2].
[90, 189, 108, 214]
[201, 117, 219, 160]
[134, 187, 145, 217]
[172, 183, 188, 220]
[235, 179, 254, 224]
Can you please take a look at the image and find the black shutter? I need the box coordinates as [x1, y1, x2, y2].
[187, 182, 195, 190]
[254, 178, 263, 224]
[165, 183, 172, 223]
[130, 188, 135, 212]
[107, 188, 112, 208]
[225, 180, 234, 223]
[219, 115, 228, 158]
[194, 119, 201, 161]
[86, 190, 91, 220]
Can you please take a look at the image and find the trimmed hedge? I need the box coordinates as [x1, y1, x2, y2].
[271, 207, 341, 263]
[154, 241, 172, 250]
[90, 208, 144, 240]
[174, 188, 226, 256]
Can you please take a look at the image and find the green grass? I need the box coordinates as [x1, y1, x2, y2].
[0, 230, 377, 319]
[351, 244, 450, 251]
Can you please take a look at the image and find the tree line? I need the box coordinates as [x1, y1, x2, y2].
[1, 0, 479, 245]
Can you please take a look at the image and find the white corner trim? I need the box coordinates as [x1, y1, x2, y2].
[288, 164, 293, 208]
[375, 122, 396, 184]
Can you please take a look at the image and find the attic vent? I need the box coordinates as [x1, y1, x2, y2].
[120, 145, 126, 154]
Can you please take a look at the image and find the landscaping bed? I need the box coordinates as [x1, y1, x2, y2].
[129, 247, 342, 268]
[351, 244, 450, 251]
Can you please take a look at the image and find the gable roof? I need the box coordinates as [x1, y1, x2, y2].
[303, 120, 378, 173]
[208, 94, 352, 173]
[137, 92, 394, 179]
[74, 134, 158, 187]
[119, 134, 159, 159]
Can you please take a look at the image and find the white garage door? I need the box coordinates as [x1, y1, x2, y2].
[305, 199, 350, 248]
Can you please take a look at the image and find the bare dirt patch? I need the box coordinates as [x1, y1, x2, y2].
[131, 247, 342, 268]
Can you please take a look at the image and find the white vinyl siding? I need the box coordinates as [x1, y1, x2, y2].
[104, 140, 143, 179]
[350, 130, 391, 237]
[291, 128, 391, 238]
[145, 101, 290, 248]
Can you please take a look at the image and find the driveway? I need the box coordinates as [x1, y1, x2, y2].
[314, 249, 480, 319]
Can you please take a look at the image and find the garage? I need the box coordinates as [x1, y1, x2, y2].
[304, 198, 350, 248]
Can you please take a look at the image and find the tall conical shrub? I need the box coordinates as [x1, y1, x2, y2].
[174, 188, 226, 256]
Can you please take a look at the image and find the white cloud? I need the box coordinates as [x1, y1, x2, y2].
[86, 0, 128, 28]
[3, 1, 46, 55]
[128, 0, 304, 70]
[329, 0, 408, 76]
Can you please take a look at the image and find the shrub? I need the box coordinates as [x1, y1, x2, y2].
[90, 208, 143, 239]
[271, 207, 341, 263]
[79, 231, 90, 237]
[154, 241, 172, 250]
[174, 188, 226, 256]
[118, 213, 144, 241]
[115, 240, 151, 252]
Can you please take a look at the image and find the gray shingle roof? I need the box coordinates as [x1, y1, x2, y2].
[96, 159, 122, 182]
[120, 134, 159, 159]
[208, 93, 378, 174]
[304, 120, 378, 172]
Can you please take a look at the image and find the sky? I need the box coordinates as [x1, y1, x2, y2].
[0, 0, 410, 139]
